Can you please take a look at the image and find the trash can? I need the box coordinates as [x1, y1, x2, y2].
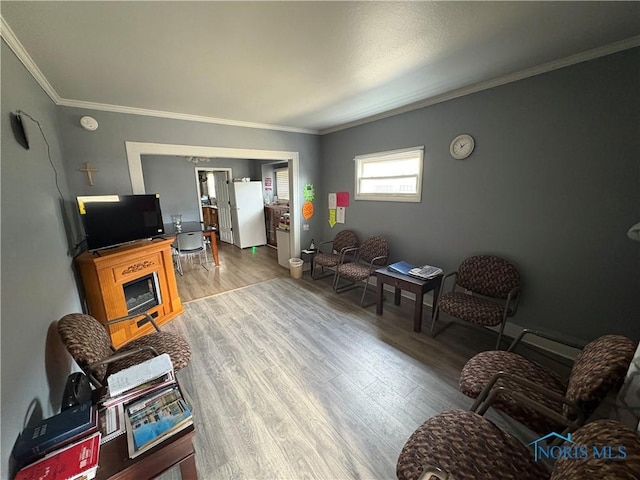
[288, 258, 303, 279]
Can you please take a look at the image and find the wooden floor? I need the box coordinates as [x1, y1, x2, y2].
[158, 244, 565, 479]
[175, 242, 290, 302]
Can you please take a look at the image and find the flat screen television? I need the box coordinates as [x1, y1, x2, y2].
[77, 194, 165, 251]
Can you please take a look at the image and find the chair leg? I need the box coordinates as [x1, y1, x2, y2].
[495, 319, 508, 349]
[201, 247, 209, 271]
[430, 303, 440, 336]
[360, 279, 369, 305]
[175, 254, 183, 276]
[359, 277, 377, 307]
[331, 268, 340, 289]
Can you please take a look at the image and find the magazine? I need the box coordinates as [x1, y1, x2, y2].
[124, 384, 193, 458]
[408, 265, 443, 280]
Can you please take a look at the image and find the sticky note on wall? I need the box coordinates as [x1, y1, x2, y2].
[336, 192, 350, 207]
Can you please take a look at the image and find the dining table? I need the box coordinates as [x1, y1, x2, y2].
[163, 221, 219, 266]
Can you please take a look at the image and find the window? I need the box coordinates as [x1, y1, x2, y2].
[354, 146, 424, 202]
[275, 168, 290, 201]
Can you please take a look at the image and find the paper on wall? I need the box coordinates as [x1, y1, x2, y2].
[336, 207, 345, 224]
[328, 193, 337, 209]
[328, 209, 337, 228]
[336, 192, 350, 207]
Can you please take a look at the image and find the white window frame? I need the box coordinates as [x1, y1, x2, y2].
[274, 167, 290, 201]
[354, 146, 424, 202]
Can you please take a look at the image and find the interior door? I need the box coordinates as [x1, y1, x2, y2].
[214, 172, 233, 244]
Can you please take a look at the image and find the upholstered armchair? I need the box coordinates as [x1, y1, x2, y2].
[397, 409, 640, 480]
[459, 330, 636, 436]
[334, 235, 389, 306]
[432, 255, 521, 349]
[57, 312, 191, 388]
[312, 229, 359, 285]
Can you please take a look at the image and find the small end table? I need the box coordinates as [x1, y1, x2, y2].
[300, 249, 317, 276]
[375, 267, 442, 333]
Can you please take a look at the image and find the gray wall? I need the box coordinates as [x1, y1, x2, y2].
[1, 40, 83, 477]
[0, 42, 321, 478]
[141, 155, 254, 223]
[320, 48, 640, 341]
[56, 106, 321, 246]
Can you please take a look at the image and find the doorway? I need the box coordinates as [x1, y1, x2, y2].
[195, 167, 233, 244]
[125, 142, 301, 256]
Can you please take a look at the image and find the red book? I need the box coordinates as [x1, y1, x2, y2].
[14, 431, 101, 480]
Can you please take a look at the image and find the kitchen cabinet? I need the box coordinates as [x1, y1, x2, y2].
[264, 205, 289, 247]
[202, 206, 218, 228]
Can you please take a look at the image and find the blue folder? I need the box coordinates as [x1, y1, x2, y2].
[387, 261, 416, 275]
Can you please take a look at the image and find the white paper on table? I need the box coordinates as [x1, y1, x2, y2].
[107, 353, 173, 396]
[328, 193, 337, 209]
[336, 207, 345, 224]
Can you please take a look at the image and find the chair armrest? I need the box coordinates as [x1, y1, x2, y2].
[507, 328, 586, 353]
[441, 271, 458, 291]
[88, 346, 160, 371]
[472, 371, 584, 427]
[317, 239, 334, 254]
[105, 312, 161, 332]
[506, 285, 520, 312]
[338, 246, 360, 264]
[86, 345, 160, 387]
[368, 255, 388, 268]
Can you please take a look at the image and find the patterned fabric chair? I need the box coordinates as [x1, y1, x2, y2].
[459, 331, 636, 436]
[550, 419, 640, 480]
[312, 229, 359, 285]
[397, 410, 640, 480]
[58, 313, 191, 388]
[334, 235, 389, 306]
[432, 255, 521, 349]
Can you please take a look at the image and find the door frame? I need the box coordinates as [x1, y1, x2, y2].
[125, 142, 301, 255]
[193, 166, 232, 223]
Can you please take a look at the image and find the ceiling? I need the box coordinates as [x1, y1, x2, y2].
[2, 1, 639, 134]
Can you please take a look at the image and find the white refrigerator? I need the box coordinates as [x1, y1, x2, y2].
[229, 181, 268, 249]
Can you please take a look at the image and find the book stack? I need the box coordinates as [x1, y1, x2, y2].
[12, 402, 101, 480]
[95, 354, 193, 458]
[14, 432, 101, 480]
[97, 353, 176, 445]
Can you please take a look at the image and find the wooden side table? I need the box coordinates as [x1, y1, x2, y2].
[375, 267, 443, 333]
[300, 249, 317, 276]
[95, 424, 196, 480]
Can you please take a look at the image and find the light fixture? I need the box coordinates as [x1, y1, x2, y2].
[628, 222, 640, 242]
[80, 116, 99, 131]
[186, 156, 210, 164]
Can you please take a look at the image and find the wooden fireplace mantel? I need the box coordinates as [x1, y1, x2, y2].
[75, 238, 184, 348]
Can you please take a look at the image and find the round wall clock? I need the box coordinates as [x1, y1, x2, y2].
[450, 134, 475, 160]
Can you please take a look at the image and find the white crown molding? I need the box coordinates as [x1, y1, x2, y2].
[1, 14, 317, 135]
[0, 15, 61, 104]
[320, 35, 640, 134]
[57, 98, 318, 135]
[3, 11, 638, 137]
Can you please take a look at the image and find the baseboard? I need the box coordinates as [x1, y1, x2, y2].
[377, 280, 580, 360]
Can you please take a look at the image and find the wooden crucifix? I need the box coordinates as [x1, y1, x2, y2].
[79, 162, 98, 186]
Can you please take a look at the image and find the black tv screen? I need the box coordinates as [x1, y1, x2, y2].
[78, 194, 165, 251]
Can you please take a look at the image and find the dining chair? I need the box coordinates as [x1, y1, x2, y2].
[173, 231, 209, 276]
